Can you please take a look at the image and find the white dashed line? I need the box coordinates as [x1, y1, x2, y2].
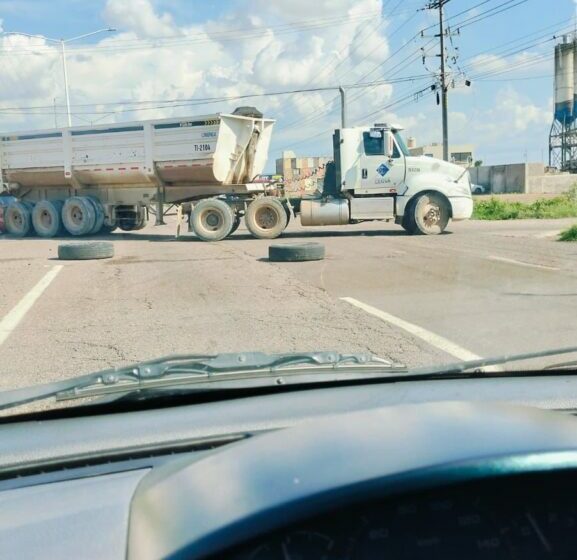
[0, 265, 63, 347]
[341, 296, 481, 362]
[487, 256, 559, 271]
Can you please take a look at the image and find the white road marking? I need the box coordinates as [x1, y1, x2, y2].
[487, 255, 559, 271]
[340, 296, 481, 362]
[0, 265, 63, 347]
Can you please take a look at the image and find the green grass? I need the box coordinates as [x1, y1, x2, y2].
[559, 224, 577, 241]
[472, 189, 577, 220]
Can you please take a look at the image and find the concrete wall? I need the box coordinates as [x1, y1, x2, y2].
[470, 164, 526, 193]
[470, 163, 577, 194]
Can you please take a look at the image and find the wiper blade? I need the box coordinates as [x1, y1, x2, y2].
[3, 346, 577, 413]
[0, 352, 399, 411]
[408, 345, 577, 377]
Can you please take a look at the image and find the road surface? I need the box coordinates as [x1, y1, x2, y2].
[1, 216, 576, 396]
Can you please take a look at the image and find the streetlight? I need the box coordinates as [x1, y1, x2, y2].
[2, 28, 116, 127]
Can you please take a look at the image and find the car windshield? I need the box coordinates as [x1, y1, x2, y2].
[1, 0, 577, 416]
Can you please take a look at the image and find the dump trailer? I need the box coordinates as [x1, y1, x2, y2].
[0, 108, 473, 240]
[0, 107, 274, 237]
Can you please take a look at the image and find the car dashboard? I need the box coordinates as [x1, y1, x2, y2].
[3, 376, 577, 559]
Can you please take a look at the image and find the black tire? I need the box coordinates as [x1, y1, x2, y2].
[405, 193, 450, 235]
[190, 199, 234, 241]
[269, 242, 325, 262]
[62, 197, 96, 236]
[245, 197, 288, 239]
[4, 201, 33, 237]
[87, 198, 105, 235]
[227, 216, 241, 237]
[283, 202, 292, 225]
[32, 200, 64, 238]
[100, 223, 118, 235]
[58, 241, 114, 260]
[400, 202, 413, 234]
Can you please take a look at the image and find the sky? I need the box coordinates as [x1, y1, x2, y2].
[0, 0, 572, 171]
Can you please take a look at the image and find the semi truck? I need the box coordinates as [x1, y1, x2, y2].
[0, 106, 473, 240]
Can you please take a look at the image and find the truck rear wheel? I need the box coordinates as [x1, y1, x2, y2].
[87, 198, 105, 235]
[245, 197, 288, 239]
[406, 193, 450, 235]
[32, 200, 64, 238]
[190, 198, 234, 241]
[5, 201, 33, 237]
[62, 197, 96, 236]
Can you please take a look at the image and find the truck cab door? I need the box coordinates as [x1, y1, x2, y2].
[358, 129, 406, 195]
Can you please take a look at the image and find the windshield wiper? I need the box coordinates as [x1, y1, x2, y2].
[2, 346, 577, 412]
[0, 352, 400, 411]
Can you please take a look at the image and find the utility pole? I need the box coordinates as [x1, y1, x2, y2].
[426, 0, 451, 161]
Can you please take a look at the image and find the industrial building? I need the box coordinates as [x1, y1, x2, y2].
[408, 139, 475, 167]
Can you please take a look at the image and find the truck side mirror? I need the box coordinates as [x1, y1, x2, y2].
[385, 134, 394, 158]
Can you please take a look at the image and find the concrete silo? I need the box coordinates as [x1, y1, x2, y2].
[550, 37, 577, 172]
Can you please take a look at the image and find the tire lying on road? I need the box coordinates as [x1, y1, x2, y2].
[190, 198, 235, 241]
[269, 242, 325, 262]
[58, 241, 114, 260]
[245, 197, 288, 240]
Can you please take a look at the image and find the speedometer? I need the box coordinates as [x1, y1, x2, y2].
[346, 494, 515, 559]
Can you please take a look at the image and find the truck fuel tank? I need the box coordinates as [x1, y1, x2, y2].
[300, 197, 349, 226]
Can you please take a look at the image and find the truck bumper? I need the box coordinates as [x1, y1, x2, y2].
[450, 196, 473, 221]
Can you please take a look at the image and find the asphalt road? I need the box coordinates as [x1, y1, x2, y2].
[1, 216, 577, 395]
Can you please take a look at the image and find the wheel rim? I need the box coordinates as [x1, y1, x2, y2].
[255, 206, 278, 230]
[11, 212, 23, 228]
[70, 205, 84, 227]
[423, 202, 441, 228]
[39, 209, 52, 229]
[201, 209, 224, 232]
[417, 196, 447, 234]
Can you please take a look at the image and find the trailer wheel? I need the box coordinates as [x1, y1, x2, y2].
[190, 198, 234, 241]
[87, 198, 105, 235]
[245, 197, 288, 239]
[32, 200, 64, 238]
[62, 197, 96, 236]
[58, 241, 114, 260]
[5, 201, 33, 237]
[406, 193, 450, 235]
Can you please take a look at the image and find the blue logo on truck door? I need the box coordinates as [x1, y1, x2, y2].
[376, 163, 389, 177]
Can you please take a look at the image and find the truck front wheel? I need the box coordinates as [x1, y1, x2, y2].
[245, 197, 288, 239]
[405, 193, 450, 235]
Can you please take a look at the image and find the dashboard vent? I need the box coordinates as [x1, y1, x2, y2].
[0, 432, 250, 485]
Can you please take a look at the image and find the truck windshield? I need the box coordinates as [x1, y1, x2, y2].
[393, 131, 411, 157]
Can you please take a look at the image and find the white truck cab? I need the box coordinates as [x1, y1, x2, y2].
[339, 124, 473, 225]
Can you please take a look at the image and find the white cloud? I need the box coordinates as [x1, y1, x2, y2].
[103, 0, 177, 38]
